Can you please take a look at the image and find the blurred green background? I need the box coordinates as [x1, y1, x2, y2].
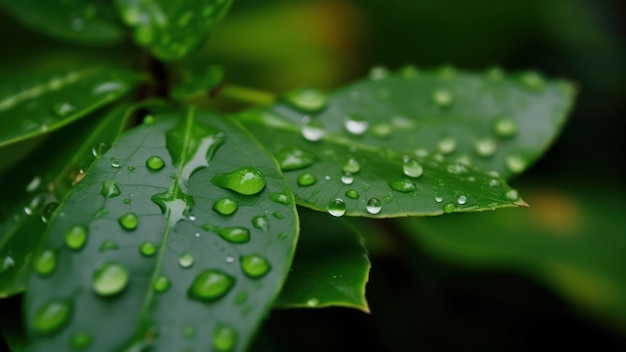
[1, 0, 625, 351]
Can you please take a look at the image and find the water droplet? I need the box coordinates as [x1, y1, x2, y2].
[388, 179, 416, 193]
[118, 213, 138, 231]
[432, 89, 453, 108]
[225, 256, 235, 263]
[111, 159, 121, 168]
[25, 176, 41, 193]
[212, 168, 266, 195]
[435, 196, 443, 203]
[369, 66, 389, 80]
[69, 331, 92, 350]
[270, 192, 289, 205]
[92, 262, 130, 297]
[505, 154, 527, 173]
[33, 300, 72, 335]
[366, 198, 382, 214]
[188, 214, 197, 221]
[52, 102, 76, 117]
[493, 117, 518, 138]
[519, 72, 545, 91]
[341, 173, 354, 185]
[442, 202, 456, 213]
[342, 158, 361, 174]
[371, 123, 392, 139]
[179, 252, 195, 268]
[345, 190, 360, 199]
[328, 199, 346, 217]
[240, 254, 271, 278]
[123, 198, 131, 204]
[506, 189, 520, 201]
[91, 142, 109, 157]
[100, 179, 121, 198]
[143, 115, 155, 125]
[65, 225, 88, 251]
[306, 298, 319, 307]
[212, 324, 238, 352]
[146, 156, 165, 171]
[188, 269, 235, 302]
[252, 215, 269, 230]
[273, 212, 284, 219]
[215, 227, 250, 244]
[437, 137, 457, 154]
[402, 159, 423, 178]
[457, 195, 467, 205]
[213, 197, 238, 216]
[474, 138, 497, 157]
[99, 240, 118, 252]
[344, 115, 369, 135]
[297, 172, 316, 186]
[301, 125, 325, 142]
[276, 147, 316, 171]
[283, 88, 328, 113]
[41, 202, 58, 223]
[35, 249, 57, 276]
[140, 242, 157, 257]
[153, 275, 170, 293]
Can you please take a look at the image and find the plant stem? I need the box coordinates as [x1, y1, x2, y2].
[218, 84, 276, 105]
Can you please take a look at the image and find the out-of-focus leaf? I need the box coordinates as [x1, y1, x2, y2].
[0, 103, 132, 298]
[0, 66, 142, 148]
[401, 185, 626, 332]
[275, 209, 370, 312]
[24, 108, 298, 352]
[170, 65, 224, 102]
[115, 0, 234, 61]
[0, 0, 125, 45]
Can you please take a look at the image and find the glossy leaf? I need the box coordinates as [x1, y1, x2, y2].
[0, 104, 132, 298]
[275, 209, 370, 311]
[0, 0, 125, 45]
[115, 0, 234, 61]
[401, 185, 626, 332]
[24, 108, 298, 351]
[0, 66, 141, 148]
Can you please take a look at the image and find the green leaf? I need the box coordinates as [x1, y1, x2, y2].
[115, 0, 234, 61]
[275, 209, 370, 312]
[401, 185, 626, 332]
[24, 108, 298, 352]
[0, 104, 132, 298]
[0, 0, 125, 45]
[171, 65, 224, 102]
[0, 66, 141, 148]
[238, 67, 571, 217]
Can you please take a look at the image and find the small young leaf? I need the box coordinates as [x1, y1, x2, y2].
[115, 0, 234, 61]
[0, 0, 125, 45]
[275, 209, 370, 312]
[0, 104, 131, 298]
[24, 108, 298, 351]
[0, 66, 141, 148]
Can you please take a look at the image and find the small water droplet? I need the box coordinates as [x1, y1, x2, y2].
[283, 88, 328, 113]
[369, 66, 389, 80]
[328, 199, 346, 217]
[388, 179, 416, 193]
[297, 172, 317, 186]
[276, 147, 316, 171]
[123, 198, 131, 204]
[506, 189, 520, 201]
[41, 202, 58, 223]
[435, 196, 443, 203]
[344, 114, 369, 135]
[99, 240, 118, 252]
[35, 249, 57, 276]
[100, 179, 121, 198]
[118, 213, 138, 231]
[188, 269, 235, 302]
[306, 298, 319, 307]
[92, 262, 129, 297]
[442, 202, 456, 213]
[342, 158, 361, 174]
[212, 168, 266, 195]
[188, 214, 197, 221]
[341, 173, 354, 185]
[213, 197, 238, 216]
[345, 189, 360, 199]
[505, 154, 527, 173]
[146, 156, 165, 171]
[140, 242, 157, 257]
[69, 331, 92, 350]
[457, 195, 467, 205]
[212, 324, 238, 352]
[215, 227, 250, 244]
[474, 138, 497, 157]
[225, 256, 235, 263]
[301, 125, 325, 142]
[273, 212, 284, 219]
[432, 89, 453, 108]
[493, 117, 518, 138]
[111, 159, 121, 168]
[153, 275, 170, 293]
[519, 72, 545, 91]
[437, 137, 457, 154]
[371, 123, 392, 139]
[143, 115, 155, 125]
[366, 198, 382, 214]
[270, 192, 289, 205]
[65, 225, 88, 251]
[33, 300, 72, 335]
[179, 252, 195, 268]
[91, 142, 109, 157]
[252, 215, 269, 230]
[403, 159, 423, 178]
[240, 254, 271, 278]
[52, 102, 77, 117]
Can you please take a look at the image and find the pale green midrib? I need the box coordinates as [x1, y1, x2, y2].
[130, 108, 196, 346]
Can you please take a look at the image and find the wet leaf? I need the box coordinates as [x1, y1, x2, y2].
[24, 108, 298, 351]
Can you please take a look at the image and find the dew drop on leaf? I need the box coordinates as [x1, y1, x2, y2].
[240, 254, 271, 278]
[282, 88, 328, 113]
[443, 202, 456, 213]
[366, 198, 382, 214]
[493, 117, 518, 138]
[301, 125, 325, 142]
[92, 262, 130, 297]
[69, 331, 92, 350]
[252, 215, 269, 230]
[215, 227, 250, 244]
[52, 102, 77, 117]
[344, 114, 369, 135]
[432, 89, 453, 108]
[275, 147, 316, 171]
[341, 173, 354, 185]
[99, 240, 119, 252]
[118, 213, 138, 231]
[139, 242, 157, 257]
[402, 159, 423, 178]
[100, 179, 121, 198]
[342, 158, 361, 174]
[297, 172, 316, 186]
[91, 142, 109, 157]
[437, 137, 457, 154]
[369, 66, 389, 81]
[474, 137, 497, 157]
[371, 123, 392, 139]
[328, 199, 346, 217]
[388, 179, 416, 193]
[269, 192, 289, 205]
[345, 189, 360, 199]
[146, 156, 165, 170]
[153, 275, 170, 293]
[33, 299, 72, 335]
[65, 225, 88, 251]
[506, 189, 520, 201]
[505, 154, 527, 173]
[179, 253, 195, 268]
[188, 270, 235, 302]
[435, 196, 443, 203]
[211, 168, 266, 195]
[212, 324, 238, 352]
[111, 159, 121, 168]
[35, 249, 57, 277]
[519, 72, 545, 91]
[457, 195, 467, 205]
[213, 197, 238, 216]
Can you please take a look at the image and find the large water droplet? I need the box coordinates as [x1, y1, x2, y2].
[212, 168, 266, 195]
[437, 137, 457, 154]
[301, 125, 325, 142]
[140, 242, 157, 257]
[297, 172, 316, 186]
[69, 331, 92, 350]
[342, 158, 361, 174]
[283, 88, 328, 113]
[276, 147, 316, 171]
[505, 154, 527, 173]
[215, 227, 250, 244]
[344, 114, 369, 135]
[35, 249, 57, 277]
[212, 324, 238, 352]
[474, 138, 497, 157]
[252, 215, 269, 230]
[100, 179, 121, 198]
[146, 156, 165, 171]
[179, 252, 195, 268]
[402, 159, 423, 178]
[240, 254, 271, 278]
[493, 117, 518, 138]
[118, 213, 138, 231]
[188, 270, 235, 302]
[432, 89, 453, 108]
[388, 179, 416, 193]
[33, 300, 72, 335]
[366, 198, 382, 214]
[153, 275, 170, 293]
[213, 197, 238, 216]
[92, 262, 130, 297]
[65, 225, 88, 251]
[328, 199, 346, 217]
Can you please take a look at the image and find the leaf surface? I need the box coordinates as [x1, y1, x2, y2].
[0, 66, 141, 148]
[24, 108, 298, 352]
[0, 0, 125, 45]
[275, 209, 370, 311]
[0, 104, 132, 298]
[115, 0, 234, 61]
